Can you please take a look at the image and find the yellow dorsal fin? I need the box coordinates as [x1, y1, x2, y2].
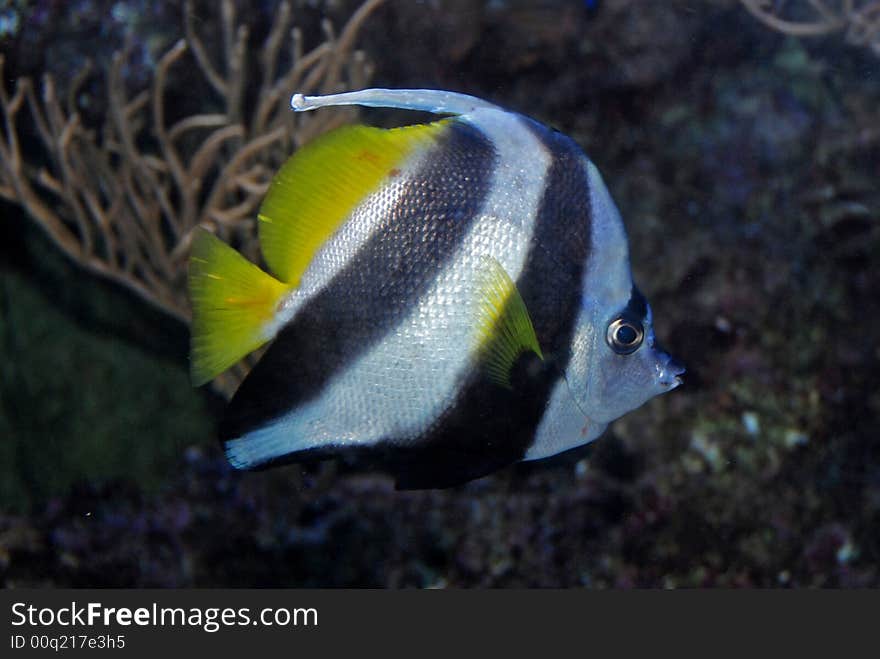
[188, 229, 291, 386]
[474, 256, 543, 389]
[258, 120, 447, 286]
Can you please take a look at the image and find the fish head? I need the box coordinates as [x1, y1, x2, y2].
[563, 159, 684, 426]
[567, 290, 684, 425]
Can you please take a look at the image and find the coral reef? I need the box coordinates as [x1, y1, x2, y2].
[0, 0, 381, 325]
[0, 0, 877, 587]
[740, 1, 880, 56]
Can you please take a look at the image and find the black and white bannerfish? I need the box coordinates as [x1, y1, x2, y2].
[188, 88, 684, 489]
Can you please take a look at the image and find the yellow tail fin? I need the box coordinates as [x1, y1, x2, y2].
[188, 229, 291, 386]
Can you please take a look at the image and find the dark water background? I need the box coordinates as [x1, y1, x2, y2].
[0, 0, 878, 587]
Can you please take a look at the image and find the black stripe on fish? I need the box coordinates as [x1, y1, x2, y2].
[621, 285, 648, 323]
[221, 120, 496, 442]
[389, 118, 593, 489]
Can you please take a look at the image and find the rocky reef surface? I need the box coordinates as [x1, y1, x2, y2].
[1, 0, 877, 587]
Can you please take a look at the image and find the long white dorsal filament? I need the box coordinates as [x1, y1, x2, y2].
[290, 88, 500, 116]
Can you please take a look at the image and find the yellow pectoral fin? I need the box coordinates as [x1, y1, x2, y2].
[474, 256, 543, 389]
[258, 120, 448, 286]
[188, 229, 291, 386]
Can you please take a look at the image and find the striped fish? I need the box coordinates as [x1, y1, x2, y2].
[188, 88, 684, 489]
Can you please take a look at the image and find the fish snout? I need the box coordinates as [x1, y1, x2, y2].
[657, 353, 685, 389]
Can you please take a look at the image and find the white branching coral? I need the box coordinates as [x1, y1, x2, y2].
[740, 1, 880, 55]
[0, 0, 384, 325]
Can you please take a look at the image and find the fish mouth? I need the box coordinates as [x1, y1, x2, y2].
[658, 355, 686, 389]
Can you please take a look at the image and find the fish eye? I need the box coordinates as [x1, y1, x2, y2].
[606, 317, 644, 355]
